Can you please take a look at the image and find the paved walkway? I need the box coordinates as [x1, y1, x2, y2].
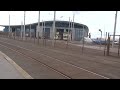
[0, 51, 33, 79]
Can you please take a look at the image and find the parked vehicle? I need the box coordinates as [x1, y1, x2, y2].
[63, 33, 69, 41]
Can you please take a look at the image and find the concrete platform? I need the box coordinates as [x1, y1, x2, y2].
[0, 51, 33, 79]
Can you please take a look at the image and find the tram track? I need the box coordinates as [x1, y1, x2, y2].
[0, 38, 110, 79]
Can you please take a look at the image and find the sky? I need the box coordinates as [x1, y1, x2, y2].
[0, 11, 119, 38]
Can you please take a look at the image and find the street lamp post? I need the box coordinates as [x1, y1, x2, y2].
[9, 14, 10, 38]
[23, 11, 26, 40]
[38, 11, 40, 37]
[68, 17, 71, 41]
[21, 21, 23, 39]
[82, 25, 85, 54]
[37, 11, 40, 44]
[99, 29, 102, 48]
[112, 11, 118, 48]
[30, 23, 31, 39]
[52, 11, 56, 47]
[70, 20, 72, 41]
[72, 13, 75, 41]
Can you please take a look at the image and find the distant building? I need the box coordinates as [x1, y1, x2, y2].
[1, 20, 89, 41]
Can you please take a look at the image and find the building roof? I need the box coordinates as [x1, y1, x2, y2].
[1, 20, 89, 30]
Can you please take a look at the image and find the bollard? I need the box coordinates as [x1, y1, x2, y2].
[106, 33, 110, 56]
[65, 33, 69, 49]
[25, 35, 27, 41]
[14, 32, 15, 40]
[54, 33, 56, 47]
[37, 32, 39, 45]
[15, 30, 16, 40]
[44, 38, 46, 47]
[34, 33, 35, 44]
[104, 32, 107, 56]
[22, 32, 23, 41]
[82, 38, 85, 54]
[42, 36, 44, 46]
[118, 36, 120, 56]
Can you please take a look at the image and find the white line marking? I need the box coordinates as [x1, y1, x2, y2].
[0, 51, 33, 79]
[0, 44, 71, 79]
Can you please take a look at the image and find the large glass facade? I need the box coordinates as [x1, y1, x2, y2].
[74, 29, 84, 41]
[3, 21, 89, 41]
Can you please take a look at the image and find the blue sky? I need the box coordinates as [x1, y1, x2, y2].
[0, 11, 119, 38]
